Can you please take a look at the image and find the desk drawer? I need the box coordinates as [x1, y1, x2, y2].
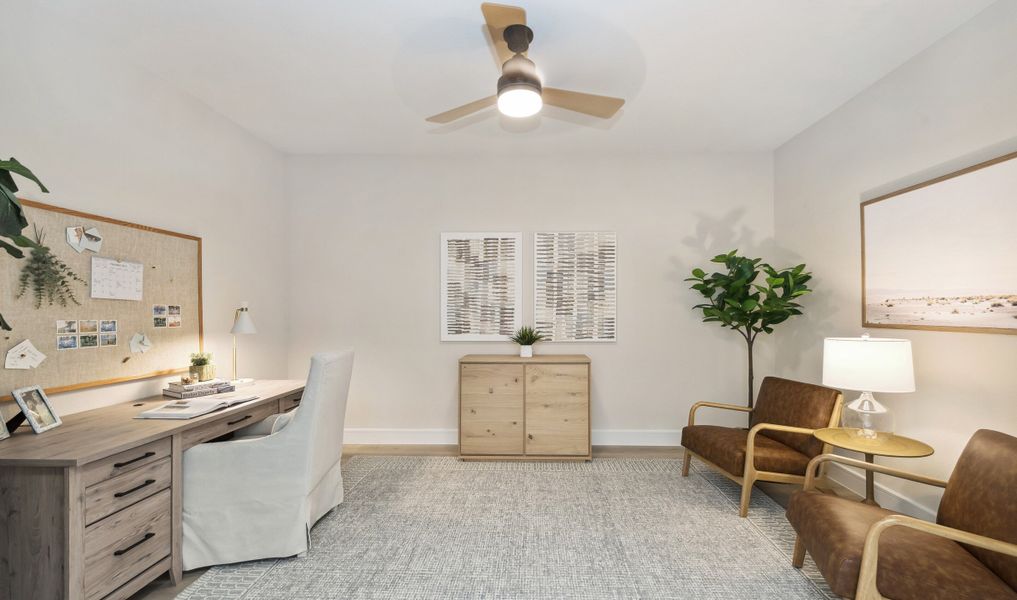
[82, 438, 171, 488]
[84, 456, 172, 526]
[84, 488, 171, 600]
[181, 402, 278, 449]
[279, 392, 302, 413]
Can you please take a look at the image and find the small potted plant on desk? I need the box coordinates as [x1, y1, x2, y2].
[510, 326, 545, 358]
[189, 352, 215, 382]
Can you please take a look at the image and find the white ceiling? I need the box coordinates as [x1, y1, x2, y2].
[42, 0, 994, 155]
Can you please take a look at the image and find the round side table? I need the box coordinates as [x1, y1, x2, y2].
[813, 427, 934, 506]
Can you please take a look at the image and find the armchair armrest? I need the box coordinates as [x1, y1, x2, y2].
[687, 401, 752, 426]
[803, 453, 949, 492]
[855, 515, 1017, 600]
[744, 423, 818, 472]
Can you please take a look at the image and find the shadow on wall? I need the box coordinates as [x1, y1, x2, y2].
[667, 207, 778, 304]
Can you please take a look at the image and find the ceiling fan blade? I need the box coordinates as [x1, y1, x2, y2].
[542, 88, 625, 119]
[425, 96, 498, 124]
[481, 3, 526, 68]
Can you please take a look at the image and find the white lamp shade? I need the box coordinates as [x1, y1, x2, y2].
[230, 308, 257, 335]
[822, 336, 915, 393]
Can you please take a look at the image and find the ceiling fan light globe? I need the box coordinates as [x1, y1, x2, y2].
[497, 86, 542, 118]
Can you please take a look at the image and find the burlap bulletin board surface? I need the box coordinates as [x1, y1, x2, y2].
[1, 200, 202, 400]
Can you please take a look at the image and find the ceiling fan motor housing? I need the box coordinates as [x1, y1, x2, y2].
[497, 54, 541, 96]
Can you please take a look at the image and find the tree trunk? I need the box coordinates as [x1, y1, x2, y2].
[746, 335, 755, 410]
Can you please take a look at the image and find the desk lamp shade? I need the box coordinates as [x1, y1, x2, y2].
[231, 303, 257, 335]
[230, 302, 257, 381]
[823, 335, 914, 438]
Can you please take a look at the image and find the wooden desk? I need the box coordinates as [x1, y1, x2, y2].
[0, 379, 304, 600]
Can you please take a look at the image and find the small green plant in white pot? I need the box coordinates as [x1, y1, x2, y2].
[510, 326, 545, 358]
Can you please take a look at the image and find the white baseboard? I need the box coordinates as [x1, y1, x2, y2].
[342, 428, 683, 447]
[591, 429, 682, 446]
[826, 463, 937, 520]
[343, 428, 457, 445]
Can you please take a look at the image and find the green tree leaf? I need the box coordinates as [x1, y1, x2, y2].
[0, 158, 49, 193]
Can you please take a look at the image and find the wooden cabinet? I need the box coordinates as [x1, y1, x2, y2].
[459, 355, 591, 461]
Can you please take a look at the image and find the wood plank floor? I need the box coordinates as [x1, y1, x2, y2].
[130, 444, 853, 599]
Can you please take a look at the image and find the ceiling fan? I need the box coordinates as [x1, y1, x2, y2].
[425, 3, 625, 124]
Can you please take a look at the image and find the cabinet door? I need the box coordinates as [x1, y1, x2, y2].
[460, 364, 525, 455]
[525, 364, 589, 456]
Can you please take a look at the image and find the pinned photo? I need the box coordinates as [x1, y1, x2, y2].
[153, 305, 168, 316]
[154, 317, 167, 328]
[100, 320, 117, 333]
[79, 320, 99, 334]
[65, 226, 103, 253]
[56, 320, 78, 334]
[80, 334, 99, 348]
[168, 305, 181, 315]
[57, 335, 78, 350]
[100, 333, 117, 347]
[167, 315, 182, 328]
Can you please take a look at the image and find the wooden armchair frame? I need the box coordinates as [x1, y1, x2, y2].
[792, 453, 1017, 600]
[681, 396, 843, 517]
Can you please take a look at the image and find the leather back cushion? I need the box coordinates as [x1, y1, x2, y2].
[750, 377, 841, 457]
[937, 429, 1017, 589]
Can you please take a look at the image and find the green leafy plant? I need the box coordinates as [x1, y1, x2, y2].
[686, 250, 813, 409]
[510, 326, 545, 346]
[190, 352, 213, 367]
[16, 225, 85, 309]
[0, 157, 48, 330]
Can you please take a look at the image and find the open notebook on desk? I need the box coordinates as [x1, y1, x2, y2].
[136, 393, 259, 419]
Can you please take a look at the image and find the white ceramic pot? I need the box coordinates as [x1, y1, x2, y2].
[519, 345, 533, 358]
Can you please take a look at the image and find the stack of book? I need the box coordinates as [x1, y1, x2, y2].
[163, 378, 235, 399]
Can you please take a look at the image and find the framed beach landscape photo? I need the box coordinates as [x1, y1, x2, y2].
[862, 151, 1017, 334]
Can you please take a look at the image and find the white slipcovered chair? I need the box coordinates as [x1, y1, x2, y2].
[181, 350, 354, 570]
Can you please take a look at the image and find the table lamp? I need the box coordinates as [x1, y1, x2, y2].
[822, 334, 915, 439]
[230, 302, 257, 387]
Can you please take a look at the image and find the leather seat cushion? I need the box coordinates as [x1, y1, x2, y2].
[681, 425, 811, 476]
[786, 490, 1017, 600]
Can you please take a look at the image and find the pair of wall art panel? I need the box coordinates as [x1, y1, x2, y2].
[440, 232, 616, 342]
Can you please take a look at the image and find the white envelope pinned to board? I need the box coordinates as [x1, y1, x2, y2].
[5, 339, 46, 369]
[129, 333, 153, 354]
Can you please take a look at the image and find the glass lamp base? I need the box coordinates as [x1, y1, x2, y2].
[842, 391, 893, 438]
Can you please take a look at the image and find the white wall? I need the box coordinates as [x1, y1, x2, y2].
[0, 3, 289, 416]
[774, 0, 1017, 518]
[285, 154, 776, 444]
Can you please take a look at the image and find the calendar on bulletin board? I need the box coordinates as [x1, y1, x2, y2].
[1, 200, 202, 400]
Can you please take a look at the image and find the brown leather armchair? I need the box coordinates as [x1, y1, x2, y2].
[681, 376, 843, 517]
[786, 429, 1017, 600]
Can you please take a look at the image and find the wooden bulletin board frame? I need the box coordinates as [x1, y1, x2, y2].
[2, 200, 203, 399]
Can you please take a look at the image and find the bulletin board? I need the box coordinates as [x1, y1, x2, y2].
[1, 200, 202, 400]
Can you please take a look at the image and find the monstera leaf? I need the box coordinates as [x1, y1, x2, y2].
[0, 157, 49, 330]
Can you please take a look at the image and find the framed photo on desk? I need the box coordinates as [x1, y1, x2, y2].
[12, 385, 62, 433]
[0, 416, 8, 441]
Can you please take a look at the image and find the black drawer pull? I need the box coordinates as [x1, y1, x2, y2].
[113, 532, 155, 557]
[114, 451, 155, 469]
[227, 415, 252, 426]
[114, 479, 156, 498]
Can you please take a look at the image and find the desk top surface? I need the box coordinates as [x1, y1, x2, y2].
[0, 379, 304, 467]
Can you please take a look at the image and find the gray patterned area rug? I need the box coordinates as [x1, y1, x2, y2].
[177, 456, 835, 599]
